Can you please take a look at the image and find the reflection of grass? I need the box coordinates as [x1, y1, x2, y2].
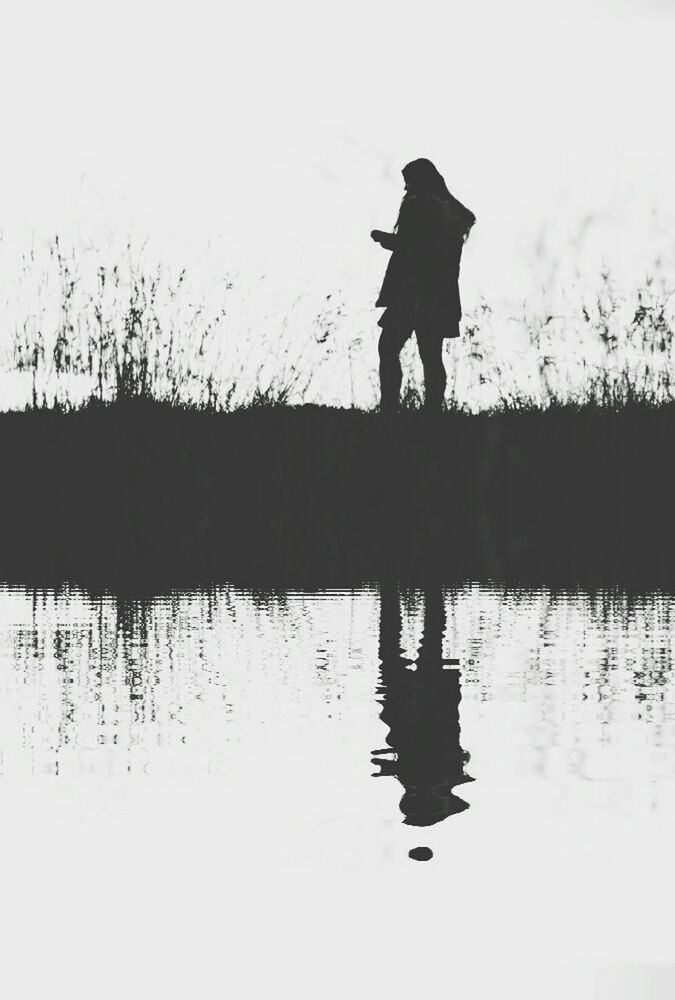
[2, 398, 675, 587]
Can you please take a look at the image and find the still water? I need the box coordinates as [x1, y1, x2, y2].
[0, 582, 674, 998]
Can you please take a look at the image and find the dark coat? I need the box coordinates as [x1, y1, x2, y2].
[376, 194, 473, 336]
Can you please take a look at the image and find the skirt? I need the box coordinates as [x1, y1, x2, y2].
[377, 295, 460, 339]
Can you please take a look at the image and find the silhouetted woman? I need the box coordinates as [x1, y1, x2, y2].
[371, 158, 475, 412]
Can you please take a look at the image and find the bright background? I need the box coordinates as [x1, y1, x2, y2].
[2, 0, 675, 293]
[2, 0, 675, 406]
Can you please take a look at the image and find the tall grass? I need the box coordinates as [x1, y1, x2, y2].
[11, 238, 226, 410]
[445, 269, 675, 413]
[7, 238, 346, 411]
[6, 237, 675, 412]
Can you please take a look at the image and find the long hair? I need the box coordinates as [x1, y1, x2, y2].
[395, 158, 475, 241]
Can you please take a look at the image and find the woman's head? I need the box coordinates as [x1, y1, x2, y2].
[402, 158, 451, 199]
[398, 157, 476, 240]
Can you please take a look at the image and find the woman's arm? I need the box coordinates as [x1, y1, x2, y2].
[370, 230, 397, 251]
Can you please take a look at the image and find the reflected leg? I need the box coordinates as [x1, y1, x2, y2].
[378, 580, 404, 666]
[372, 581, 409, 773]
[417, 586, 445, 668]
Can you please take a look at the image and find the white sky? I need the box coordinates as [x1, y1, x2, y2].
[1, 0, 675, 399]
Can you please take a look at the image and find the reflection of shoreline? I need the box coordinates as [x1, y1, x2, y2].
[372, 584, 474, 827]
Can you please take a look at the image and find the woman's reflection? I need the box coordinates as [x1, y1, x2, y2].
[372, 583, 474, 826]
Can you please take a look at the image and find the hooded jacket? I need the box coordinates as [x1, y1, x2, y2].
[376, 192, 475, 329]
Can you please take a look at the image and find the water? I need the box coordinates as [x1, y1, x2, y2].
[1, 582, 675, 998]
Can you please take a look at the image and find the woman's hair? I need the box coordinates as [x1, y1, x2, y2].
[402, 158, 451, 199]
[395, 157, 476, 240]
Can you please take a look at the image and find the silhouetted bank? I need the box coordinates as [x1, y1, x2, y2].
[1, 398, 675, 587]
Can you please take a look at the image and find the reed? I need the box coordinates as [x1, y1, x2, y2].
[6, 238, 675, 414]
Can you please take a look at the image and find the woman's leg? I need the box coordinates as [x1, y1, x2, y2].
[417, 329, 447, 411]
[378, 315, 413, 413]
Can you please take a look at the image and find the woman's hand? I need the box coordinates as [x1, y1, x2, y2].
[371, 230, 396, 249]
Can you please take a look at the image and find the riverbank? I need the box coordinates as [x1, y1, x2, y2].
[0, 399, 673, 588]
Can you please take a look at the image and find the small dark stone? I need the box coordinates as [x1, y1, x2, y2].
[408, 846, 433, 861]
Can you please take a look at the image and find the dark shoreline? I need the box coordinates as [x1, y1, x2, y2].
[0, 399, 674, 591]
